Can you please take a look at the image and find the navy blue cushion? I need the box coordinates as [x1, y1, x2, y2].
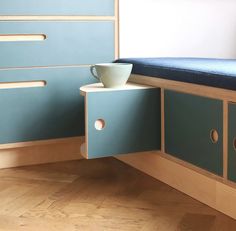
[115, 58, 236, 90]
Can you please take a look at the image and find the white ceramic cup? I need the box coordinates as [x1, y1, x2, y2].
[90, 63, 133, 88]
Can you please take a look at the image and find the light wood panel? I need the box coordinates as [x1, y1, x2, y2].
[114, 0, 120, 59]
[0, 137, 83, 169]
[0, 158, 235, 230]
[0, 64, 91, 71]
[80, 82, 154, 96]
[116, 151, 236, 220]
[129, 74, 236, 102]
[83, 93, 89, 159]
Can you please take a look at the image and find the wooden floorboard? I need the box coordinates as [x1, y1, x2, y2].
[0, 157, 235, 231]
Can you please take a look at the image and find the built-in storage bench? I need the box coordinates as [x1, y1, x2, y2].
[80, 83, 161, 159]
[115, 57, 236, 183]
[110, 57, 236, 219]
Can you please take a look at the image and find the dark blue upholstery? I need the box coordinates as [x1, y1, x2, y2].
[115, 58, 236, 90]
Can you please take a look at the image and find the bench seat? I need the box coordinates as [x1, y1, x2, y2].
[115, 58, 236, 91]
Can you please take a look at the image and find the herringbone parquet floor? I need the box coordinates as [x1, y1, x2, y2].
[0, 157, 235, 231]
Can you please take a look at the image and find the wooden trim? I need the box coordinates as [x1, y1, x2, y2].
[0, 80, 46, 89]
[0, 136, 83, 169]
[129, 74, 236, 102]
[160, 151, 225, 182]
[82, 94, 89, 159]
[80, 82, 155, 96]
[0, 136, 82, 150]
[161, 88, 165, 152]
[116, 151, 236, 220]
[114, 0, 120, 59]
[0, 64, 91, 71]
[223, 100, 229, 179]
[0, 16, 116, 21]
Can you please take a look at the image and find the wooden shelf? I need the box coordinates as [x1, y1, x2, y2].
[80, 82, 154, 96]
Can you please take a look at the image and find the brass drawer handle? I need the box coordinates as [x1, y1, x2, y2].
[210, 129, 219, 144]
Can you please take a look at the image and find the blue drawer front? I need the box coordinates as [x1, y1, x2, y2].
[0, 22, 114, 68]
[0, 67, 97, 144]
[0, 0, 114, 16]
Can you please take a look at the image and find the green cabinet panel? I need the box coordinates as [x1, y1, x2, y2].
[228, 103, 236, 182]
[165, 90, 223, 175]
[0, 67, 96, 144]
[86, 88, 161, 158]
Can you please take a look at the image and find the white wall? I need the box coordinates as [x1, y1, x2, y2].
[119, 0, 236, 58]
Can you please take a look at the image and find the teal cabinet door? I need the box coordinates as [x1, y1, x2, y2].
[165, 90, 223, 176]
[86, 88, 161, 158]
[228, 103, 236, 182]
[0, 67, 96, 144]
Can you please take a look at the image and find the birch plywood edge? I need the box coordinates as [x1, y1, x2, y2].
[80, 82, 155, 96]
[129, 74, 236, 102]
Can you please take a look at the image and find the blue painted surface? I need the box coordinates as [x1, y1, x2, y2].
[0, 21, 114, 68]
[0, 0, 114, 16]
[165, 90, 223, 176]
[0, 67, 97, 144]
[228, 103, 236, 182]
[87, 88, 161, 158]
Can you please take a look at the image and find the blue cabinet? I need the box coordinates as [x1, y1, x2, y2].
[0, 67, 97, 144]
[0, 0, 114, 16]
[0, 0, 116, 144]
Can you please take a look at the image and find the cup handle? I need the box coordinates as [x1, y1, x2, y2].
[90, 65, 99, 80]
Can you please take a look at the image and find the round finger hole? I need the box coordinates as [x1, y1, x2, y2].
[210, 129, 219, 143]
[94, 119, 105, 130]
[233, 137, 236, 151]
